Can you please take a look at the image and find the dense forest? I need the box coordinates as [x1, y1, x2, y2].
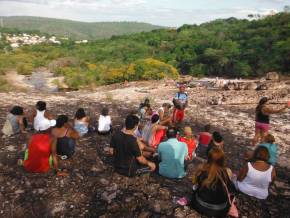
[0, 12, 289, 89]
[0, 16, 163, 40]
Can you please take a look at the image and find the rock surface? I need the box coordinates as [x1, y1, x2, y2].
[0, 78, 289, 217]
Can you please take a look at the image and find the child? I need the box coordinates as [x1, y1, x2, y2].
[74, 108, 89, 137]
[196, 124, 212, 158]
[178, 126, 197, 160]
[259, 134, 277, 165]
[245, 134, 278, 165]
[172, 84, 188, 124]
[98, 108, 112, 135]
[206, 131, 224, 156]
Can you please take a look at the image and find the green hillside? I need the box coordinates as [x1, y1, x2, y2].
[0, 16, 164, 40]
[0, 13, 289, 89]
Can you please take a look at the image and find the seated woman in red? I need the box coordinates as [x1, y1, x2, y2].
[142, 114, 167, 149]
[24, 130, 55, 173]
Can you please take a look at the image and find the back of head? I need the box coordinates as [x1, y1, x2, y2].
[204, 124, 211, 132]
[167, 127, 177, 139]
[101, 108, 109, 116]
[253, 146, 270, 162]
[208, 147, 225, 167]
[264, 134, 275, 144]
[212, 131, 223, 143]
[202, 147, 226, 188]
[55, 115, 68, 128]
[75, 108, 86, 119]
[184, 126, 192, 135]
[36, 101, 46, 111]
[151, 114, 159, 124]
[162, 103, 172, 109]
[144, 98, 150, 105]
[125, 115, 139, 130]
[256, 97, 268, 113]
[10, 106, 24, 116]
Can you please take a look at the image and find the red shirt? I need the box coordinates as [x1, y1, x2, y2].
[24, 133, 51, 173]
[178, 137, 196, 158]
[198, 132, 212, 146]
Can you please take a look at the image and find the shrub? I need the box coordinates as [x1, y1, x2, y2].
[0, 77, 12, 92]
[16, 63, 33, 75]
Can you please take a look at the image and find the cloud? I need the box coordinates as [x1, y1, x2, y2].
[0, 0, 286, 27]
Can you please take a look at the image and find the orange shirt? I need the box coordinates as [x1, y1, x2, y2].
[178, 136, 196, 158]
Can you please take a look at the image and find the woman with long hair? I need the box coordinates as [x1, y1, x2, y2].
[252, 97, 288, 146]
[191, 147, 235, 217]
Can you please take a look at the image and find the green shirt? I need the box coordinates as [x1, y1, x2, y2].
[158, 138, 188, 179]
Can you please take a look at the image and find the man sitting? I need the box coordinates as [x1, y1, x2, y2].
[110, 115, 156, 177]
[158, 127, 188, 179]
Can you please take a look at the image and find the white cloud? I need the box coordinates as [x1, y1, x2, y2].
[0, 0, 286, 26]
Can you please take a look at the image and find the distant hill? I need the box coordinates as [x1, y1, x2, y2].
[0, 16, 164, 40]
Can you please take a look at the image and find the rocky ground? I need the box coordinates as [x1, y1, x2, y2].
[0, 79, 289, 218]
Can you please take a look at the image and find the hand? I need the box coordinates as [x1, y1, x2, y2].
[147, 161, 156, 172]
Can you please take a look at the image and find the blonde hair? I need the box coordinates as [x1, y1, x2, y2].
[184, 126, 192, 135]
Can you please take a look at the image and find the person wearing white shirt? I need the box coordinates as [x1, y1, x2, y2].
[98, 108, 112, 135]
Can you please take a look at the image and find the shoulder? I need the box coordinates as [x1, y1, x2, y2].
[178, 137, 186, 142]
[158, 142, 166, 149]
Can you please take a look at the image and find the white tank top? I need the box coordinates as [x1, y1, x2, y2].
[34, 110, 56, 131]
[237, 162, 273, 199]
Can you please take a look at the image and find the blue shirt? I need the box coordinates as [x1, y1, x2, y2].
[174, 92, 188, 104]
[158, 138, 188, 179]
[259, 143, 278, 165]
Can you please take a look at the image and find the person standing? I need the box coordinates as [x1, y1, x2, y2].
[252, 97, 288, 146]
[172, 84, 188, 124]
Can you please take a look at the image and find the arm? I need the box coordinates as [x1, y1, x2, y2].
[155, 124, 167, 131]
[237, 163, 248, 181]
[17, 116, 26, 133]
[262, 104, 287, 115]
[271, 167, 276, 181]
[44, 111, 54, 120]
[29, 108, 36, 123]
[158, 109, 164, 121]
[50, 138, 59, 171]
[65, 122, 80, 139]
[136, 156, 156, 171]
[68, 128, 80, 139]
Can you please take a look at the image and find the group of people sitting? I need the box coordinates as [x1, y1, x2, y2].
[2, 101, 112, 176]
[1, 83, 289, 217]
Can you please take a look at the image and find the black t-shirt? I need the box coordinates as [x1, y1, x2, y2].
[110, 131, 141, 177]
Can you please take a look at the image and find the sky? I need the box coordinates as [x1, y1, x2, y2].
[0, 0, 289, 27]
